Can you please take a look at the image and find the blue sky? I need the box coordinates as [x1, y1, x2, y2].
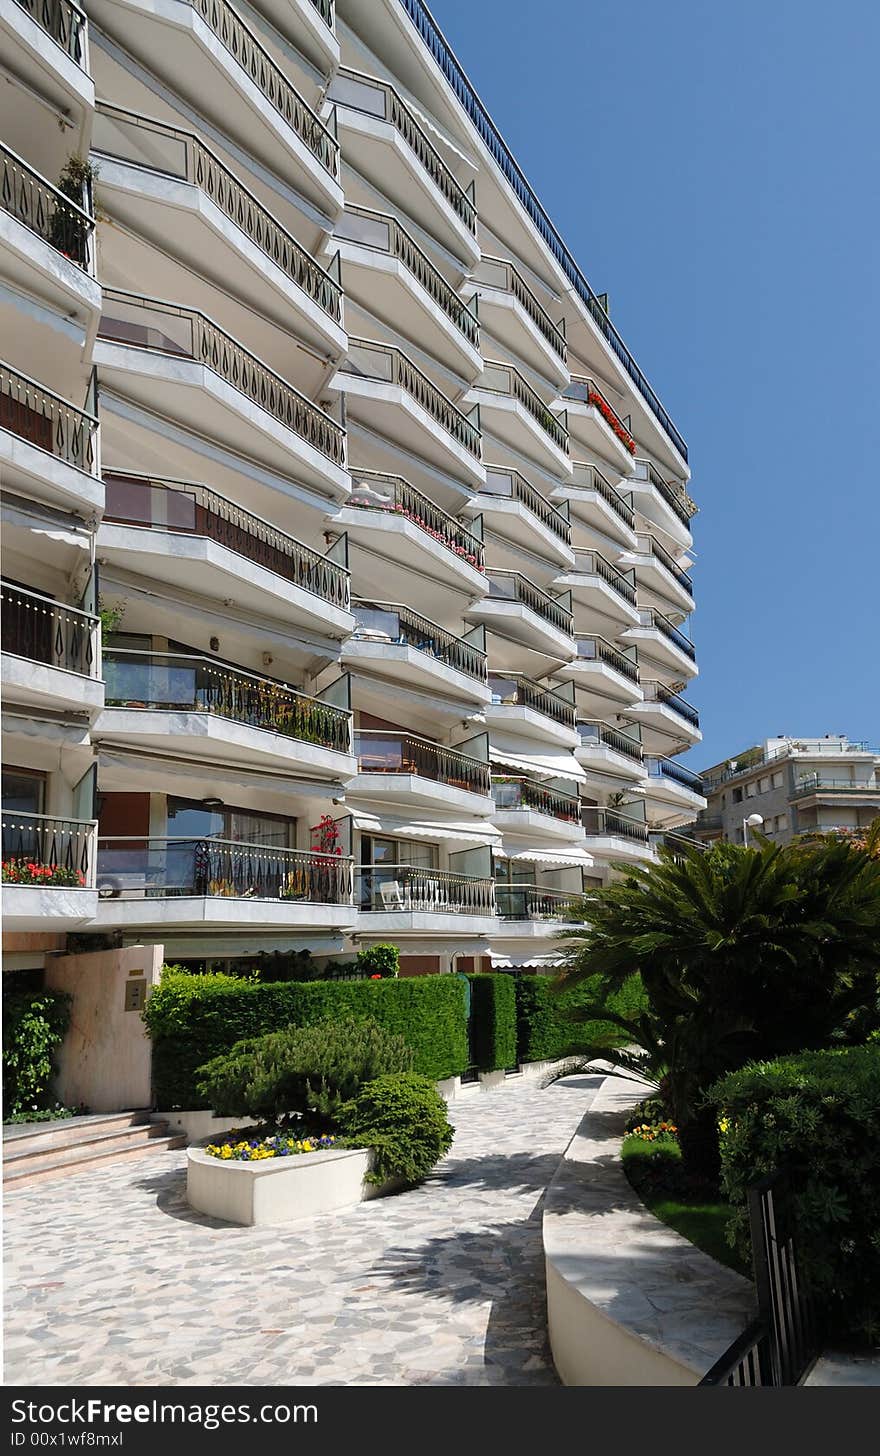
[430, 0, 880, 768]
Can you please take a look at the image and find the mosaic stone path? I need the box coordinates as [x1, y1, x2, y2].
[3, 1074, 600, 1386]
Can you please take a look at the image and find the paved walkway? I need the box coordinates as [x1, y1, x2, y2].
[3, 1075, 600, 1386]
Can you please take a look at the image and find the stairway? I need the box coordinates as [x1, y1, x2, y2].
[2, 1111, 187, 1187]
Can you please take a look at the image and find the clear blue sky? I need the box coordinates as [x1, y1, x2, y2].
[430, 0, 880, 768]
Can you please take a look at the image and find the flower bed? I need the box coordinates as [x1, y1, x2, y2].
[2, 861, 85, 887]
[206, 1133, 337, 1161]
[186, 1142, 376, 1226]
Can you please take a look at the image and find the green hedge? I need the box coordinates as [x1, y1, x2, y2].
[144, 972, 469, 1107]
[515, 972, 646, 1063]
[467, 974, 517, 1071]
[710, 1046, 880, 1339]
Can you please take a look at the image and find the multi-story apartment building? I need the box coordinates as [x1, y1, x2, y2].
[692, 736, 880, 846]
[1, 0, 701, 1004]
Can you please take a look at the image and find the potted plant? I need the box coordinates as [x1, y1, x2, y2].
[48, 157, 97, 268]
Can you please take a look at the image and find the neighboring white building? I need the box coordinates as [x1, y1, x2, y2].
[1, 0, 701, 987]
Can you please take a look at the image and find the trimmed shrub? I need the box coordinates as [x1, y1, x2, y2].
[3, 991, 71, 1120]
[195, 1017, 413, 1129]
[144, 972, 468, 1107]
[515, 973, 645, 1063]
[340, 1072, 454, 1183]
[709, 1046, 880, 1339]
[356, 944, 399, 978]
[467, 974, 517, 1071]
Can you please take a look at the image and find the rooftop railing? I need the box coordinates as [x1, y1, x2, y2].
[96, 836, 353, 903]
[491, 775, 581, 823]
[562, 376, 636, 455]
[0, 360, 98, 474]
[335, 205, 478, 347]
[479, 361, 569, 454]
[14, 0, 87, 67]
[98, 289, 346, 466]
[635, 533, 694, 594]
[348, 469, 484, 570]
[641, 680, 701, 730]
[471, 255, 566, 361]
[355, 729, 489, 796]
[495, 885, 578, 921]
[341, 338, 481, 458]
[574, 635, 639, 684]
[632, 457, 695, 526]
[103, 472, 350, 609]
[2, 811, 96, 889]
[569, 461, 635, 530]
[577, 720, 643, 763]
[103, 650, 352, 753]
[486, 569, 573, 635]
[1, 142, 95, 272]
[328, 67, 475, 232]
[352, 600, 487, 683]
[582, 807, 649, 844]
[356, 863, 494, 915]
[570, 550, 637, 607]
[703, 741, 879, 791]
[488, 672, 576, 729]
[1, 581, 99, 678]
[188, 0, 339, 177]
[481, 467, 571, 543]
[645, 755, 704, 793]
[637, 608, 696, 661]
[92, 104, 342, 322]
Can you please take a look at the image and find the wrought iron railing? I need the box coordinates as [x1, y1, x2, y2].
[471, 255, 566, 361]
[571, 551, 637, 607]
[637, 608, 696, 661]
[569, 462, 635, 530]
[632, 457, 695, 526]
[328, 67, 475, 232]
[96, 836, 353, 903]
[309, 0, 333, 26]
[102, 472, 350, 609]
[187, 0, 338, 176]
[563, 376, 636, 454]
[640, 680, 700, 729]
[645, 755, 703, 792]
[481, 467, 570, 543]
[355, 729, 489, 795]
[352, 600, 487, 683]
[790, 777, 880, 797]
[341, 339, 481, 458]
[577, 720, 643, 763]
[356, 864, 494, 915]
[1, 143, 95, 271]
[103, 650, 351, 752]
[581, 806, 649, 843]
[635, 533, 694, 594]
[480, 361, 569, 453]
[98, 290, 346, 465]
[1, 581, 99, 677]
[495, 885, 577, 920]
[575, 636, 639, 683]
[14, 0, 87, 66]
[486, 570, 573, 635]
[2, 812, 96, 889]
[91, 104, 342, 322]
[336, 205, 478, 346]
[348, 469, 484, 570]
[488, 672, 576, 729]
[0, 360, 98, 473]
[491, 776, 581, 823]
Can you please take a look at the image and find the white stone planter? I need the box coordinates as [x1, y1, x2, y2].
[186, 1144, 385, 1227]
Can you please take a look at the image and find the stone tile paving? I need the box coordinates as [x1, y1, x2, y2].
[3, 1075, 601, 1387]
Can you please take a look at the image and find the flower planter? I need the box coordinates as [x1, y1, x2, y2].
[186, 1144, 397, 1226]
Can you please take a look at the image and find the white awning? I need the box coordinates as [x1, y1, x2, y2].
[491, 953, 565, 969]
[489, 734, 586, 783]
[96, 749, 335, 801]
[350, 809, 501, 849]
[494, 839, 594, 868]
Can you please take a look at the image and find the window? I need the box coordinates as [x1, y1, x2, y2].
[777, 813, 789, 831]
[745, 781, 756, 798]
[495, 859, 536, 886]
[732, 787, 743, 804]
[2, 768, 46, 816]
[772, 772, 784, 789]
[759, 777, 770, 794]
[358, 836, 440, 910]
[166, 798, 295, 846]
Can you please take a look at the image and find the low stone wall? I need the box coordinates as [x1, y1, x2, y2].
[542, 1075, 754, 1386]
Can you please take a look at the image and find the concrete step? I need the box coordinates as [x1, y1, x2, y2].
[2, 1110, 153, 1157]
[3, 1128, 187, 1187]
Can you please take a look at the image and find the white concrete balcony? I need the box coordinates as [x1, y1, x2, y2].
[619, 532, 695, 616]
[95, 837, 356, 932]
[0, 362, 102, 516]
[465, 362, 570, 478]
[91, 105, 346, 365]
[467, 255, 569, 389]
[575, 721, 646, 785]
[643, 755, 707, 827]
[334, 339, 483, 491]
[490, 775, 585, 841]
[461, 467, 573, 572]
[87, 0, 342, 216]
[327, 205, 480, 378]
[252, 0, 339, 79]
[622, 607, 698, 683]
[99, 471, 353, 640]
[555, 636, 643, 715]
[628, 457, 695, 551]
[98, 650, 355, 781]
[466, 569, 575, 661]
[1, 811, 98, 930]
[789, 777, 880, 813]
[552, 462, 638, 551]
[354, 863, 495, 938]
[1, 581, 103, 718]
[94, 290, 349, 498]
[345, 600, 490, 708]
[352, 729, 493, 817]
[559, 376, 637, 477]
[553, 550, 640, 631]
[486, 672, 579, 749]
[326, 67, 478, 266]
[581, 806, 655, 865]
[0, 1, 93, 174]
[625, 680, 702, 753]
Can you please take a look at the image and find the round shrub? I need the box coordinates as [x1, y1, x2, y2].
[356, 944, 399, 978]
[339, 1072, 454, 1184]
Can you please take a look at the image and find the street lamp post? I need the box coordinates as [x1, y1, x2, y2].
[743, 812, 764, 846]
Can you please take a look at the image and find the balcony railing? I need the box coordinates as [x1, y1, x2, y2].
[352, 600, 488, 683]
[491, 776, 581, 823]
[1, 581, 99, 677]
[188, 0, 338, 176]
[96, 836, 353, 903]
[2, 811, 96, 889]
[92, 105, 342, 322]
[488, 672, 576, 729]
[0, 360, 98, 473]
[649, 829, 706, 857]
[582, 807, 649, 843]
[14, 0, 87, 66]
[791, 777, 880, 799]
[336, 205, 478, 346]
[309, 0, 333, 26]
[637, 608, 696, 661]
[355, 729, 490, 795]
[348, 469, 484, 570]
[356, 864, 494, 915]
[472, 255, 566, 361]
[480, 361, 569, 453]
[645, 756, 703, 793]
[577, 720, 643, 763]
[481, 467, 570, 543]
[575, 636, 639, 684]
[562, 376, 636, 455]
[486, 569, 573, 635]
[569, 462, 635, 530]
[103, 472, 350, 609]
[495, 885, 578, 920]
[641, 680, 700, 730]
[103, 650, 352, 752]
[635, 533, 694, 594]
[98, 290, 345, 466]
[328, 68, 475, 232]
[1, 143, 95, 272]
[633, 458, 695, 526]
[571, 551, 637, 607]
[341, 339, 481, 459]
